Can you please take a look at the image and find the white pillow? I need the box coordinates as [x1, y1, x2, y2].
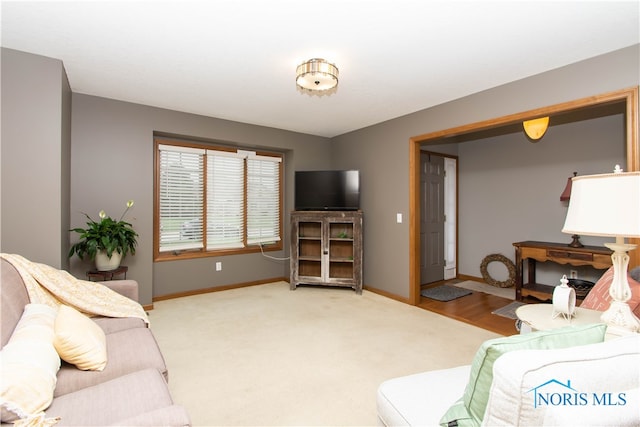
[53, 304, 107, 371]
[482, 334, 640, 426]
[0, 304, 60, 422]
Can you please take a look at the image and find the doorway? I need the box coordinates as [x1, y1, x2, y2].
[420, 151, 457, 285]
[408, 87, 639, 306]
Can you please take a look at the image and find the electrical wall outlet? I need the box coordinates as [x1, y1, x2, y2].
[569, 270, 578, 279]
[215, 261, 222, 271]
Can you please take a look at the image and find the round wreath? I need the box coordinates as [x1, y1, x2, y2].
[480, 254, 516, 288]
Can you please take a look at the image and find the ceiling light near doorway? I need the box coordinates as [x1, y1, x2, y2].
[523, 116, 550, 140]
[296, 58, 339, 92]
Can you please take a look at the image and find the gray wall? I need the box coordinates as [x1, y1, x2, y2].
[331, 44, 639, 299]
[456, 114, 624, 286]
[70, 94, 331, 304]
[1, 48, 71, 269]
[2, 44, 638, 305]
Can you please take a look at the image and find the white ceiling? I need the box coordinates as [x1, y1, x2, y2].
[2, 1, 639, 138]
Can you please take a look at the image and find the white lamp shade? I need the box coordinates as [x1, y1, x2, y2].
[562, 171, 640, 238]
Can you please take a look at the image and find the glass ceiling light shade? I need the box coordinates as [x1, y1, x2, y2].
[562, 165, 640, 335]
[296, 58, 338, 92]
[523, 116, 550, 140]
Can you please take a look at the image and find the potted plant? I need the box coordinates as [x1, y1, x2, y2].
[69, 200, 138, 271]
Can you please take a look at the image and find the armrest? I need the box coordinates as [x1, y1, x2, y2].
[98, 279, 139, 302]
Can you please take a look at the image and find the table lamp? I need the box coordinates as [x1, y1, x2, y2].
[561, 165, 640, 335]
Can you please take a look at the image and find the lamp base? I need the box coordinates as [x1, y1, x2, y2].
[601, 240, 640, 335]
[568, 234, 583, 248]
[600, 301, 640, 335]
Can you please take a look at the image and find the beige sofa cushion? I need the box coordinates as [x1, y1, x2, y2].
[92, 316, 146, 335]
[45, 368, 190, 426]
[54, 305, 107, 371]
[0, 304, 60, 422]
[54, 326, 168, 397]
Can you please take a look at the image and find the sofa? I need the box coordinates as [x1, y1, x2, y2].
[377, 324, 640, 426]
[0, 257, 191, 426]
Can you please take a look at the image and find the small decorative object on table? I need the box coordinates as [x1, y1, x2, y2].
[552, 274, 576, 321]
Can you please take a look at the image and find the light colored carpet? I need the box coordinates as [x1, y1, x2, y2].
[148, 282, 501, 426]
[453, 280, 515, 300]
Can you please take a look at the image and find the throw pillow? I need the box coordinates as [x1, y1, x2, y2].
[580, 266, 640, 317]
[439, 323, 607, 427]
[0, 304, 60, 422]
[53, 304, 107, 371]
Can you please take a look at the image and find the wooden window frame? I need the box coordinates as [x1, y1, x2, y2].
[154, 137, 284, 262]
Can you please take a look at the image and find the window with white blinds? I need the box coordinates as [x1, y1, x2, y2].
[247, 155, 282, 245]
[206, 150, 245, 250]
[155, 140, 282, 258]
[158, 145, 205, 252]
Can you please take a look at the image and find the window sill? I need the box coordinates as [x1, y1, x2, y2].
[154, 242, 283, 262]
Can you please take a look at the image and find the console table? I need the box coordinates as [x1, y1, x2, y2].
[513, 241, 612, 301]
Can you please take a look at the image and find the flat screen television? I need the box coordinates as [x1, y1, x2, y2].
[295, 170, 360, 211]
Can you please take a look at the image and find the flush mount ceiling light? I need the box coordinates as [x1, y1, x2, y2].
[296, 58, 339, 92]
[523, 116, 550, 141]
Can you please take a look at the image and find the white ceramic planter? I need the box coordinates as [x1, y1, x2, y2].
[95, 250, 122, 271]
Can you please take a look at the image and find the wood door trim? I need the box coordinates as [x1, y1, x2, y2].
[408, 86, 639, 306]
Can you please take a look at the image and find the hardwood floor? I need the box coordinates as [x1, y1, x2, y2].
[417, 281, 528, 336]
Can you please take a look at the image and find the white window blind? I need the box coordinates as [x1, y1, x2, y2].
[206, 150, 245, 249]
[158, 144, 205, 252]
[247, 155, 282, 245]
[156, 140, 283, 256]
